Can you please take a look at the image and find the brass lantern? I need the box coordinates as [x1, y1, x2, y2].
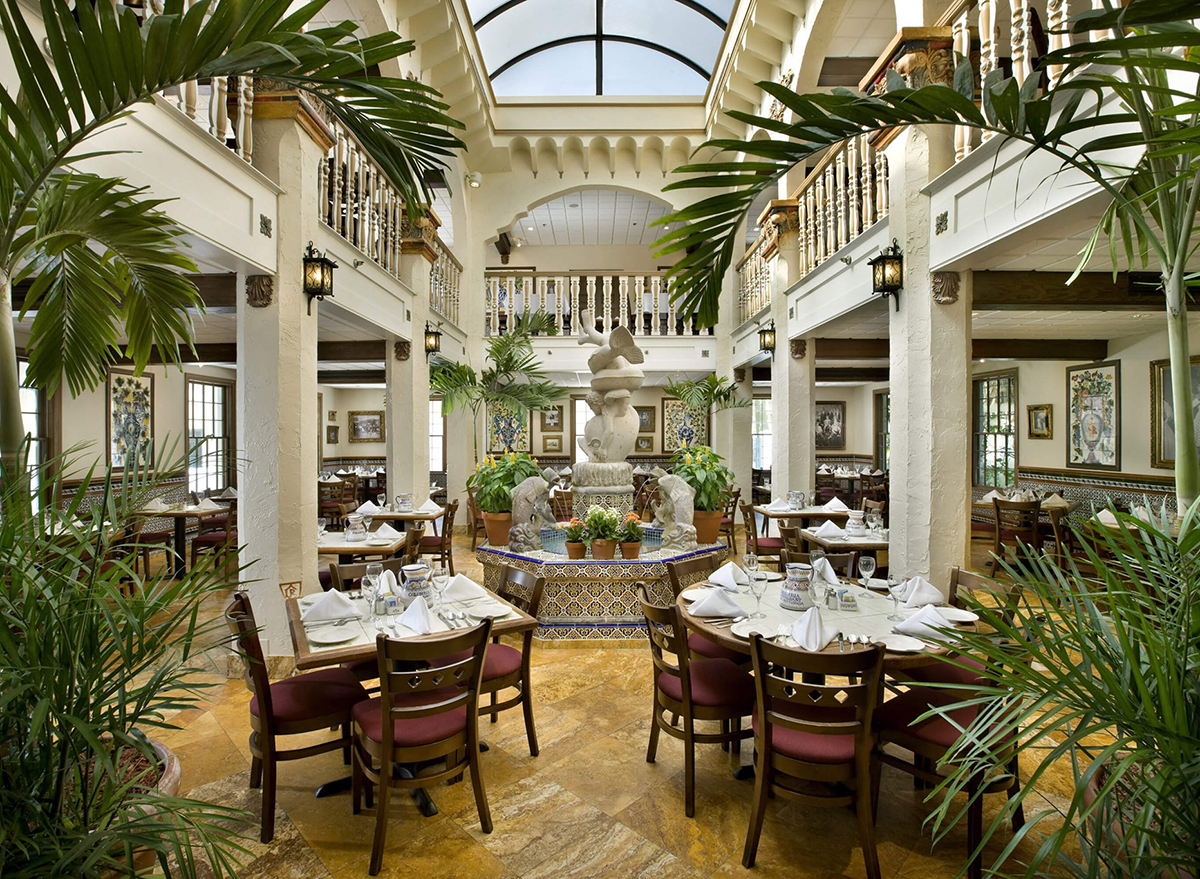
[303, 241, 336, 314]
[869, 238, 903, 310]
[424, 322, 443, 357]
[758, 320, 776, 355]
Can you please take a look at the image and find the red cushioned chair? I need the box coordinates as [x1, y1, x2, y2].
[743, 635, 885, 875]
[225, 592, 367, 843]
[720, 487, 740, 555]
[639, 585, 754, 818]
[191, 506, 237, 569]
[351, 621, 494, 875]
[666, 555, 748, 665]
[417, 499, 458, 575]
[740, 501, 784, 571]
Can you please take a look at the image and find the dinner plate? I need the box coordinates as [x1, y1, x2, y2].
[876, 633, 926, 653]
[367, 538, 392, 546]
[759, 571, 784, 582]
[465, 605, 514, 622]
[730, 620, 776, 639]
[307, 626, 360, 646]
[936, 606, 980, 623]
[680, 586, 713, 602]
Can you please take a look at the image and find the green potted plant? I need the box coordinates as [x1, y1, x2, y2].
[583, 505, 621, 560]
[560, 517, 587, 559]
[467, 452, 543, 546]
[670, 443, 734, 544]
[618, 512, 645, 559]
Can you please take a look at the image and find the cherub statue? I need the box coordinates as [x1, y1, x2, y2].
[652, 469, 698, 552]
[509, 475, 554, 553]
[575, 309, 644, 463]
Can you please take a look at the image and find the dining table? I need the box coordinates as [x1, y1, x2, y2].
[316, 531, 406, 564]
[359, 506, 445, 534]
[800, 527, 889, 554]
[133, 503, 227, 578]
[754, 504, 851, 534]
[970, 498, 1081, 522]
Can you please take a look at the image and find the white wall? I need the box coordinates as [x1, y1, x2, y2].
[316, 385, 388, 461]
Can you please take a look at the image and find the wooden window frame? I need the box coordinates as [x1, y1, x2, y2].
[184, 375, 236, 494]
[972, 368, 1019, 490]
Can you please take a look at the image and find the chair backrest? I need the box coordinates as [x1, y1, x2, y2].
[739, 502, 760, 552]
[374, 621, 491, 756]
[330, 557, 409, 592]
[441, 499, 459, 537]
[861, 498, 886, 515]
[748, 634, 883, 764]
[993, 498, 1040, 541]
[779, 549, 854, 578]
[552, 489, 573, 522]
[637, 585, 693, 705]
[948, 566, 1022, 624]
[778, 524, 803, 554]
[722, 488, 741, 520]
[815, 472, 836, 488]
[339, 474, 360, 503]
[318, 482, 342, 505]
[496, 564, 546, 617]
[665, 554, 719, 598]
[467, 488, 486, 530]
[224, 592, 272, 722]
[402, 525, 426, 564]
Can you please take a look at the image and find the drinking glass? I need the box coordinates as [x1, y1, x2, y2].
[432, 565, 450, 612]
[747, 569, 767, 619]
[316, 517, 327, 538]
[858, 555, 877, 587]
[741, 553, 758, 594]
[887, 574, 905, 621]
[363, 514, 374, 533]
[377, 493, 387, 510]
[362, 573, 382, 630]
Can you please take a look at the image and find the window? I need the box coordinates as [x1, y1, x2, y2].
[873, 390, 890, 470]
[17, 360, 46, 506]
[572, 396, 590, 463]
[186, 377, 234, 494]
[973, 371, 1018, 488]
[429, 399, 446, 472]
[752, 398, 772, 470]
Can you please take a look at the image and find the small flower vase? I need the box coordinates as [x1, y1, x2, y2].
[565, 541, 586, 559]
[590, 538, 617, 560]
[620, 541, 642, 559]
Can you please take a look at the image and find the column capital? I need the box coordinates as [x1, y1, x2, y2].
[400, 207, 443, 264]
[251, 80, 336, 152]
[931, 271, 961, 304]
[757, 199, 800, 259]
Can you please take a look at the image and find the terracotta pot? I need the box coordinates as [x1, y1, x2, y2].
[621, 541, 642, 559]
[565, 541, 587, 559]
[482, 512, 513, 546]
[693, 509, 724, 545]
[590, 538, 617, 560]
[106, 740, 181, 877]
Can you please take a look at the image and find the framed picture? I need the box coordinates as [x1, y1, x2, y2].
[541, 434, 563, 453]
[1067, 360, 1121, 470]
[540, 405, 564, 432]
[487, 402, 530, 453]
[1027, 404, 1053, 439]
[635, 436, 653, 452]
[326, 425, 340, 444]
[662, 398, 709, 452]
[635, 406, 656, 434]
[107, 369, 154, 469]
[1150, 355, 1200, 468]
[815, 401, 846, 450]
[348, 410, 386, 443]
[328, 410, 337, 422]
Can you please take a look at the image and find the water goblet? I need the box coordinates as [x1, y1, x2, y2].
[432, 566, 450, 612]
[747, 570, 767, 619]
[858, 555, 877, 588]
[741, 553, 758, 594]
[363, 514, 374, 534]
[316, 517, 327, 539]
[377, 493, 387, 510]
[886, 574, 905, 621]
[362, 573, 382, 630]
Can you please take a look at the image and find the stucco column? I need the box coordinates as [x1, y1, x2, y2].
[886, 126, 971, 586]
[714, 258, 752, 509]
[237, 92, 330, 656]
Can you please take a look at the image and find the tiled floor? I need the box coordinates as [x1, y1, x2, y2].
[158, 535, 1069, 878]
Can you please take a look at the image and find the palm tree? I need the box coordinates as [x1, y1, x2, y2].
[654, 0, 1200, 509]
[431, 311, 566, 465]
[664, 374, 750, 413]
[0, 0, 464, 475]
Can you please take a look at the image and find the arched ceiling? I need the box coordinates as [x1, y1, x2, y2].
[506, 189, 673, 246]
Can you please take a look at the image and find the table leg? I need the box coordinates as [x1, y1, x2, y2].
[315, 765, 438, 817]
[172, 517, 187, 579]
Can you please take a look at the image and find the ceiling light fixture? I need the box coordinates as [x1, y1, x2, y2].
[465, 171, 483, 189]
[869, 239, 904, 310]
[302, 241, 336, 315]
[757, 319, 776, 356]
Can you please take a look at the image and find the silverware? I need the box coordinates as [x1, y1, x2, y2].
[837, 631, 845, 652]
[306, 617, 354, 629]
[436, 612, 454, 630]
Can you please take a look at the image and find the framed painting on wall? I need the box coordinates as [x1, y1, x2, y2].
[107, 369, 154, 469]
[348, 410, 386, 443]
[487, 402, 530, 453]
[662, 399, 708, 452]
[540, 405, 564, 432]
[326, 425, 339, 444]
[328, 410, 337, 422]
[635, 406, 656, 434]
[1066, 360, 1120, 470]
[635, 436, 653, 452]
[815, 401, 846, 450]
[1150, 355, 1200, 468]
[1027, 404, 1053, 439]
[541, 434, 563, 453]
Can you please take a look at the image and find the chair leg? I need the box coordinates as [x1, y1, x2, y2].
[520, 671, 539, 757]
[469, 743, 493, 834]
[342, 721, 352, 765]
[489, 689, 499, 723]
[646, 697, 661, 764]
[369, 773, 390, 876]
[741, 740, 769, 867]
[249, 754, 262, 789]
[856, 760, 882, 879]
[259, 743, 277, 844]
[721, 719, 729, 752]
[352, 749, 363, 815]
[683, 716, 696, 819]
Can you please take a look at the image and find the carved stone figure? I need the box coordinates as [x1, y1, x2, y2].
[508, 475, 554, 553]
[652, 470, 698, 553]
[575, 309, 644, 464]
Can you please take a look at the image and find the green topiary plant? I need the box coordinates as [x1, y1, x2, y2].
[466, 452, 542, 514]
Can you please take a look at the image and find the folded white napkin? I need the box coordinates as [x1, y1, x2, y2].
[688, 589, 744, 618]
[813, 557, 840, 586]
[817, 465, 831, 473]
[823, 497, 849, 512]
[301, 590, 363, 623]
[380, 569, 400, 597]
[894, 605, 954, 641]
[560, 466, 574, 476]
[765, 498, 791, 512]
[357, 500, 381, 514]
[318, 475, 343, 484]
[218, 487, 238, 499]
[1041, 492, 1069, 510]
[143, 497, 168, 512]
[399, 596, 433, 634]
[417, 499, 442, 514]
[791, 607, 838, 652]
[902, 575, 945, 607]
[443, 574, 487, 602]
[872, 469, 884, 476]
[1095, 509, 1119, 527]
[196, 498, 222, 512]
[980, 490, 1002, 503]
[1013, 490, 1036, 502]
[373, 523, 402, 539]
[813, 520, 845, 539]
[1132, 505, 1152, 522]
[835, 469, 853, 478]
[709, 561, 748, 591]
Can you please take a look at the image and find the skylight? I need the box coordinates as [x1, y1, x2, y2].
[467, 0, 733, 98]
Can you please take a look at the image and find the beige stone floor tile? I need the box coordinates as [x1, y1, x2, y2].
[542, 729, 683, 816]
[552, 680, 652, 736]
[521, 819, 704, 879]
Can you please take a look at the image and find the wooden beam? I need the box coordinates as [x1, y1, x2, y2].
[316, 340, 387, 361]
[814, 338, 889, 359]
[972, 338, 1108, 361]
[816, 367, 890, 382]
[818, 57, 877, 87]
[115, 343, 238, 365]
[972, 271, 1166, 311]
[13, 272, 237, 313]
[318, 369, 385, 384]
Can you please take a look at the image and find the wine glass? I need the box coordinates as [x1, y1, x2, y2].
[362, 571, 382, 630]
[741, 553, 758, 594]
[363, 513, 374, 534]
[809, 549, 826, 586]
[377, 493, 387, 510]
[886, 574, 905, 621]
[316, 517, 327, 539]
[432, 565, 450, 612]
[858, 555, 877, 588]
[747, 568, 767, 619]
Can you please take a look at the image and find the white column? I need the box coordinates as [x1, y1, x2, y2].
[886, 127, 971, 588]
[385, 241, 433, 506]
[237, 107, 326, 657]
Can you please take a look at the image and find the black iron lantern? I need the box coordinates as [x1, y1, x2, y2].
[758, 319, 776, 355]
[303, 241, 336, 314]
[424, 321, 442, 357]
[869, 238, 903, 310]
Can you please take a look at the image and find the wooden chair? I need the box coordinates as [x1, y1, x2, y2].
[418, 500, 458, 574]
[666, 556, 748, 664]
[225, 592, 367, 843]
[743, 636, 885, 876]
[638, 585, 754, 818]
[778, 524, 804, 555]
[319, 480, 351, 524]
[861, 497, 886, 518]
[992, 498, 1041, 564]
[467, 488, 487, 550]
[401, 525, 425, 565]
[779, 548, 854, 579]
[191, 506, 238, 569]
[719, 488, 741, 554]
[329, 558, 409, 593]
[130, 518, 173, 579]
[739, 501, 784, 570]
[351, 623, 494, 875]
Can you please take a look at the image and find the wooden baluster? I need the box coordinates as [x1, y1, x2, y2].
[1047, 0, 1069, 86]
[236, 76, 253, 161]
[835, 149, 848, 250]
[797, 198, 808, 276]
[862, 137, 875, 227]
[980, 0, 998, 142]
[877, 153, 889, 218]
[1011, 0, 1031, 86]
[805, 189, 816, 272]
[317, 156, 328, 226]
[954, 12, 972, 160]
[650, 275, 660, 335]
[209, 75, 228, 145]
[332, 136, 344, 238]
[847, 137, 861, 239]
[619, 276, 630, 329]
[824, 166, 835, 260]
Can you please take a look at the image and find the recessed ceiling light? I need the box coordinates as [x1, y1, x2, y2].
[568, 203, 579, 208]
[527, 226, 534, 231]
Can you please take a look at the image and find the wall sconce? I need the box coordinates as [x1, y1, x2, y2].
[303, 241, 336, 315]
[869, 238, 904, 310]
[424, 321, 443, 357]
[465, 171, 483, 189]
[758, 319, 776, 355]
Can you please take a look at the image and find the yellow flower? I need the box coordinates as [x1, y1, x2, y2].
[686, 453, 692, 465]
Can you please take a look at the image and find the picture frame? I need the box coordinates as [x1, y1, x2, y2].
[1149, 355, 1200, 469]
[635, 405, 656, 434]
[328, 410, 337, 422]
[1066, 360, 1121, 471]
[635, 436, 653, 452]
[326, 425, 339, 444]
[815, 401, 846, 450]
[1027, 404, 1053, 439]
[107, 368, 154, 469]
[662, 398, 709, 452]
[540, 405, 564, 432]
[348, 410, 386, 443]
[487, 402, 531, 453]
[541, 434, 563, 453]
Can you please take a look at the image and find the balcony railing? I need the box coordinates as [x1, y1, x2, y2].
[736, 223, 776, 324]
[796, 135, 889, 277]
[429, 236, 462, 326]
[483, 272, 711, 338]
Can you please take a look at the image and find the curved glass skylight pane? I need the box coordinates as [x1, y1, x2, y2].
[465, 0, 512, 20]
[477, 0, 593, 75]
[604, 0, 724, 69]
[602, 41, 708, 96]
[694, 0, 734, 17]
[493, 43, 596, 97]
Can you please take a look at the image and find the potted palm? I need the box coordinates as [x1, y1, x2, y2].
[560, 517, 587, 559]
[670, 443, 734, 544]
[618, 512, 645, 559]
[467, 452, 543, 546]
[583, 505, 621, 560]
